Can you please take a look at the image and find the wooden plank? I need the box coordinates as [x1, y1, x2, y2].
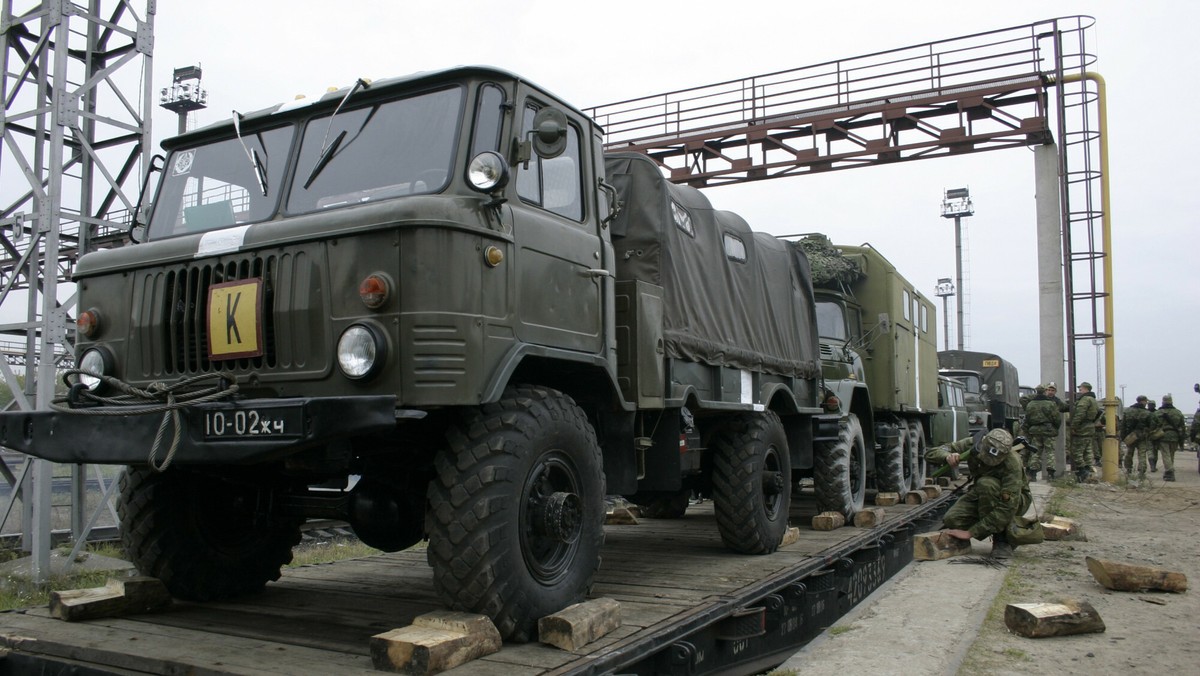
[539, 598, 622, 651]
[1086, 557, 1188, 592]
[49, 576, 171, 621]
[1004, 599, 1106, 637]
[812, 511, 846, 531]
[370, 611, 501, 674]
[914, 531, 971, 560]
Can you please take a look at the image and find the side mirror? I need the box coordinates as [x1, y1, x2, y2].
[530, 107, 568, 159]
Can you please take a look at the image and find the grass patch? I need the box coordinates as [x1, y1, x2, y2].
[828, 624, 857, 636]
[1002, 647, 1030, 660]
[0, 542, 131, 612]
[1043, 483, 1075, 517]
[764, 670, 798, 676]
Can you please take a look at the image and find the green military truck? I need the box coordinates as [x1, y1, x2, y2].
[0, 67, 855, 641]
[933, 374, 971, 446]
[789, 236, 938, 497]
[937, 350, 1022, 433]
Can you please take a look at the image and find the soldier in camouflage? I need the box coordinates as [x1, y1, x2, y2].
[1121, 395, 1154, 480]
[926, 429, 1032, 559]
[1146, 400, 1160, 472]
[1153, 395, 1186, 481]
[1069, 382, 1101, 482]
[1023, 385, 1062, 481]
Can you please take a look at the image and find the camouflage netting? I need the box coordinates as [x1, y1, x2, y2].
[797, 235, 863, 288]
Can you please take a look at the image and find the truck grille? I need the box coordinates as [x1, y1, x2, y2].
[161, 256, 278, 374]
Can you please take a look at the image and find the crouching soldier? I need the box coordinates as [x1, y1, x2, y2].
[926, 429, 1032, 559]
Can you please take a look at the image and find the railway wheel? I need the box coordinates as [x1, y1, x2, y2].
[815, 413, 867, 518]
[874, 423, 907, 493]
[711, 411, 791, 554]
[118, 466, 303, 601]
[426, 386, 605, 642]
[907, 420, 928, 490]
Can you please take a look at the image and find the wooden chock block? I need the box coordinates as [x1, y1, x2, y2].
[1005, 599, 1106, 637]
[936, 476, 952, 487]
[538, 598, 621, 651]
[920, 485, 942, 499]
[49, 576, 171, 622]
[812, 511, 846, 531]
[853, 507, 887, 528]
[924, 477, 936, 486]
[780, 526, 801, 547]
[1086, 557, 1188, 593]
[604, 504, 639, 525]
[914, 530, 972, 561]
[1041, 516, 1084, 541]
[370, 610, 501, 674]
[904, 491, 926, 505]
[875, 492, 901, 506]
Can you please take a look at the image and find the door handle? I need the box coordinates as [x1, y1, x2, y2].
[582, 269, 612, 278]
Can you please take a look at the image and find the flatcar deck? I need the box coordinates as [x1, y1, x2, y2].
[0, 487, 956, 675]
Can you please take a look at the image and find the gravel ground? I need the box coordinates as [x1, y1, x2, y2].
[776, 448, 1200, 675]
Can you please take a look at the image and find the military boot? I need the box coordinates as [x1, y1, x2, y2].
[1045, 468, 1056, 482]
[1150, 461, 1158, 473]
[1025, 468, 1038, 482]
[1075, 468, 1090, 483]
[990, 532, 1014, 560]
[1164, 470, 1175, 482]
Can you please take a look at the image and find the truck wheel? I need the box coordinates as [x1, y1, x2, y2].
[815, 413, 867, 518]
[711, 412, 791, 554]
[874, 423, 907, 493]
[907, 420, 928, 490]
[426, 386, 605, 642]
[117, 467, 303, 601]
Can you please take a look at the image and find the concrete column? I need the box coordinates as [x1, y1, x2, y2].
[1034, 144, 1066, 474]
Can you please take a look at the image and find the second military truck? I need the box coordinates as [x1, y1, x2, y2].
[0, 67, 868, 641]
[791, 236, 938, 499]
[938, 349, 1022, 433]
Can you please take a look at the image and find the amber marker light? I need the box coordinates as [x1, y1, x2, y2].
[358, 274, 390, 309]
[484, 246, 504, 267]
[77, 308, 101, 338]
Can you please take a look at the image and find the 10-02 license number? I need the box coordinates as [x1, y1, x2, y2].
[203, 408, 302, 439]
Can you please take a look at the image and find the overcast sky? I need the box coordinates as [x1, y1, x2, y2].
[148, 0, 1199, 412]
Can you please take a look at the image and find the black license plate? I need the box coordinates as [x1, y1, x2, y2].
[203, 406, 304, 440]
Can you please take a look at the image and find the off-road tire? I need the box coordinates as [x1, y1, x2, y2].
[426, 386, 605, 642]
[711, 411, 791, 554]
[907, 419, 928, 490]
[814, 413, 867, 518]
[628, 490, 691, 519]
[117, 467, 303, 601]
[874, 424, 907, 493]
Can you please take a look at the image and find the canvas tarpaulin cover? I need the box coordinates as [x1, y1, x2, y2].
[605, 152, 819, 380]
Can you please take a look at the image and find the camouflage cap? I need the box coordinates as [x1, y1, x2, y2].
[977, 429, 1013, 466]
[1035, 384, 1046, 393]
[1163, 394, 1173, 404]
[1136, 395, 1148, 403]
[1078, 382, 1092, 390]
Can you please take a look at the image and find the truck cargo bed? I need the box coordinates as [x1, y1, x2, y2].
[0, 487, 957, 675]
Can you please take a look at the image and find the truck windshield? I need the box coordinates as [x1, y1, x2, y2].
[815, 301, 847, 341]
[287, 86, 463, 213]
[148, 125, 293, 239]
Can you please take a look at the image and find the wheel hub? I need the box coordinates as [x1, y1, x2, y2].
[530, 491, 582, 544]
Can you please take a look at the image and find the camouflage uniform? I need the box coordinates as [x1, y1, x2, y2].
[1023, 387, 1062, 480]
[926, 430, 1032, 557]
[1146, 401, 1160, 471]
[1069, 385, 1101, 481]
[1121, 397, 1154, 478]
[1153, 396, 1187, 481]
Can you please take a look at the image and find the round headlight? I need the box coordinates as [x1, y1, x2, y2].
[78, 348, 111, 391]
[337, 324, 385, 380]
[467, 151, 509, 193]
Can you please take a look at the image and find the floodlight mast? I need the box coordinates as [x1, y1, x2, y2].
[941, 187, 974, 350]
[160, 65, 208, 135]
[935, 277, 955, 352]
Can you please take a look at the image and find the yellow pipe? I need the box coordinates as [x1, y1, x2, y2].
[1058, 71, 1118, 482]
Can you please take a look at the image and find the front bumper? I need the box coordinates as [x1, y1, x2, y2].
[0, 396, 398, 465]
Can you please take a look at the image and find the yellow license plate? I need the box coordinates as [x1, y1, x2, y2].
[207, 278, 264, 360]
[981, 359, 1000, 367]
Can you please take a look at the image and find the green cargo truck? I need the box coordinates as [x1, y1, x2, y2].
[0, 67, 856, 641]
[790, 236, 938, 497]
[937, 349, 1022, 433]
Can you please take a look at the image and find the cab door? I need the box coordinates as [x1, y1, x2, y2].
[511, 98, 604, 355]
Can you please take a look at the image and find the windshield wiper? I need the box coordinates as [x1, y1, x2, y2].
[302, 77, 371, 189]
[232, 110, 269, 197]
